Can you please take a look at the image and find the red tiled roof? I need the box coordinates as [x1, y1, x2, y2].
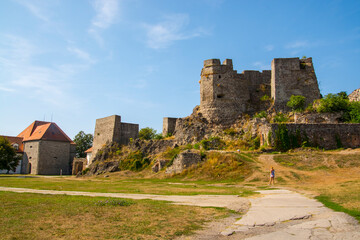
[17, 121, 74, 143]
[0, 135, 24, 153]
[85, 147, 93, 153]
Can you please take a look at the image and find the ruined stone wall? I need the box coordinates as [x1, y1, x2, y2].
[271, 57, 321, 111]
[162, 117, 178, 136]
[199, 59, 249, 123]
[120, 122, 139, 145]
[91, 115, 122, 162]
[91, 115, 139, 162]
[269, 123, 360, 149]
[241, 70, 271, 114]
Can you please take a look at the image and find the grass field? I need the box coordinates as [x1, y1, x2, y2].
[0, 191, 229, 240]
[0, 175, 256, 196]
[1, 149, 359, 239]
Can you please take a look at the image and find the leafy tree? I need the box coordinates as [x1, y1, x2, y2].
[348, 101, 360, 123]
[317, 92, 350, 113]
[287, 95, 306, 112]
[0, 137, 21, 172]
[73, 131, 93, 158]
[138, 127, 157, 140]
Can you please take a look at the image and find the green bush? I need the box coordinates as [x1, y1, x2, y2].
[287, 95, 306, 112]
[348, 101, 360, 123]
[254, 111, 267, 119]
[316, 92, 349, 113]
[118, 151, 150, 171]
[223, 128, 237, 136]
[139, 127, 157, 140]
[273, 113, 289, 123]
[199, 137, 225, 150]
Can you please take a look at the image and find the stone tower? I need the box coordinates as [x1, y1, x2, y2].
[199, 59, 250, 123]
[271, 57, 321, 110]
[91, 115, 139, 162]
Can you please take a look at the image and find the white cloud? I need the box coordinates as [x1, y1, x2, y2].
[14, 0, 52, 22]
[143, 14, 205, 49]
[253, 61, 270, 70]
[285, 40, 309, 49]
[91, 0, 119, 29]
[0, 34, 87, 106]
[265, 44, 274, 51]
[67, 47, 96, 64]
[89, 0, 120, 44]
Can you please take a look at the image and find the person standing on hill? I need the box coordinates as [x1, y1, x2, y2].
[269, 167, 275, 185]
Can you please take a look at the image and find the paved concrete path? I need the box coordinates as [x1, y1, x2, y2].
[1, 187, 359, 239]
[220, 189, 360, 239]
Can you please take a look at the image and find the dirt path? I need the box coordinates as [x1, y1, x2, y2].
[1, 186, 359, 239]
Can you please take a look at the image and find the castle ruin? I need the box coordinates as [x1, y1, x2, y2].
[198, 57, 320, 123]
[91, 115, 139, 163]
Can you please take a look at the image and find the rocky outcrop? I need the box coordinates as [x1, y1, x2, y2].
[165, 150, 202, 174]
[349, 88, 360, 102]
[294, 112, 342, 123]
[130, 139, 176, 155]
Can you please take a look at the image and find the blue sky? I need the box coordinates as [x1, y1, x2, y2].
[0, 0, 359, 139]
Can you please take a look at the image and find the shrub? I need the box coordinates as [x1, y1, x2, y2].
[316, 93, 349, 113]
[273, 113, 289, 123]
[139, 127, 157, 140]
[223, 128, 237, 136]
[260, 94, 271, 101]
[287, 95, 306, 112]
[199, 137, 225, 150]
[348, 101, 360, 123]
[254, 111, 267, 119]
[118, 151, 150, 171]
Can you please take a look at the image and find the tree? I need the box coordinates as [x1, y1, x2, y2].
[0, 137, 21, 172]
[316, 93, 349, 113]
[73, 131, 93, 158]
[287, 95, 306, 112]
[138, 127, 157, 140]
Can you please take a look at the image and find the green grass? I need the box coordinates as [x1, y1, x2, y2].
[0, 191, 229, 240]
[316, 195, 360, 222]
[0, 175, 257, 196]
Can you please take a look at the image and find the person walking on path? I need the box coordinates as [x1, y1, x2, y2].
[269, 167, 275, 185]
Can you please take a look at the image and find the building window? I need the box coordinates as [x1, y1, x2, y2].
[13, 144, 19, 150]
[30, 146, 32, 148]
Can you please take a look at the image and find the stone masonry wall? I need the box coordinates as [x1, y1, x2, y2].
[91, 115, 139, 162]
[162, 117, 178, 136]
[21, 141, 40, 174]
[269, 123, 360, 149]
[120, 122, 139, 145]
[91, 115, 122, 162]
[200, 59, 248, 123]
[271, 57, 321, 111]
[38, 140, 71, 175]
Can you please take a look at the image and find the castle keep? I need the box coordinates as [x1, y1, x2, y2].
[198, 57, 320, 122]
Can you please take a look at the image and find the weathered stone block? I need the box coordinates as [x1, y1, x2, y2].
[165, 150, 202, 174]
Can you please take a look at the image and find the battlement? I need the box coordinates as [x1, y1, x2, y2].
[198, 57, 321, 123]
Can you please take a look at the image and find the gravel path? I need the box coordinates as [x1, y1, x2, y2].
[1, 187, 359, 239]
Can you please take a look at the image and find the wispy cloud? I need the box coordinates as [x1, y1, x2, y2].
[143, 14, 205, 49]
[285, 40, 309, 49]
[89, 0, 120, 45]
[265, 44, 274, 51]
[253, 61, 270, 70]
[14, 0, 52, 22]
[67, 47, 96, 64]
[285, 40, 311, 55]
[0, 34, 87, 106]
